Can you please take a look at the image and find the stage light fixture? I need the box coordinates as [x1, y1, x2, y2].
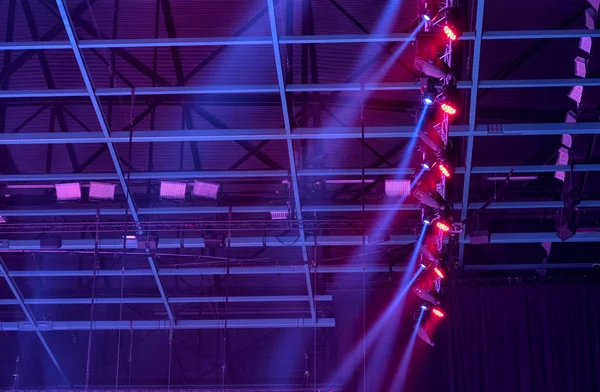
[420, 304, 429, 311]
[414, 57, 452, 80]
[435, 220, 451, 233]
[420, 263, 428, 269]
[421, 78, 437, 105]
[88, 182, 116, 201]
[438, 162, 451, 178]
[412, 181, 448, 210]
[433, 266, 445, 279]
[432, 308, 445, 318]
[420, 240, 441, 264]
[443, 7, 463, 41]
[439, 84, 459, 116]
[385, 179, 412, 196]
[417, 326, 435, 346]
[192, 180, 220, 200]
[413, 286, 440, 305]
[160, 181, 187, 200]
[419, 117, 445, 154]
[422, 206, 435, 225]
[55, 183, 81, 201]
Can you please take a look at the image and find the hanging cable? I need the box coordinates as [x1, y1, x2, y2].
[167, 328, 174, 392]
[84, 210, 101, 392]
[114, 86, 136, 390]
[222, 213, 232, 390]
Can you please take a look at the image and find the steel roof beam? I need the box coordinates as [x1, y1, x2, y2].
[3, 261, 597, 280]
[2, 229, 600, 250]
[2, 199, 600, 217]
[3, 164, 600, 182]
[55, 0, 174, 323]
[0, 295, 332, 306]
[0, 256, 70, 385]
[3, 122, 600, 145]
[2, 78, 600, 98]
[266, 0, 315, 322]
[7, 265, 411, 277]
[1, 30, 600, 51]
[0, 318, 336, 331]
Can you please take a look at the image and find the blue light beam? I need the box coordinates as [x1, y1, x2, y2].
[390, 307, 426, 391]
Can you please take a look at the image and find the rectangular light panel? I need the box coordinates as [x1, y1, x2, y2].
[160, 181, 187, 200]
[385, 180, 411, 196]
[568, 85, 583, 104]
[574, 57, 587, 78]
[586, 8, 596, 29]
[89, 182, 116, 200]
[55, 182, 81, 201]
[0, 216, 5, 223]
[192, 180, 220, 200]
[270, 211, 289, 220]
[579, 37, 592, 54]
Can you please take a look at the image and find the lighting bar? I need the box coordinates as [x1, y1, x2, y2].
[270, 211, 289, 220]
[55, 183, 81, 201]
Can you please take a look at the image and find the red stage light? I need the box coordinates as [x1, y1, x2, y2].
[441, 103, 457, 115]
[438, 163, 451, 178]
[443, 25, 457, 41]
[434, 267, 445, 279]
[432, 308, 445, 318]
[435, 221, 450, 232]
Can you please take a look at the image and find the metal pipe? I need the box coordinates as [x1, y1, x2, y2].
[0, 318, 336, 331]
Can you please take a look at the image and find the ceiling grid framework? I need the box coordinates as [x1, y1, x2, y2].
[1, 0, 600, 388]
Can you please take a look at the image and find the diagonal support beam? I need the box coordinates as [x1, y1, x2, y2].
[55, 0, 174, 323]
[0, 256, 70, 385]
[458, 0, 486, 268]
[266, 0, 315, 321]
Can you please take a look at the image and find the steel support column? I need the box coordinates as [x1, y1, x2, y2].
[55, 0, 174, 322]
[458, 0, 485, 267]
[0, 256, 70, 385]
[266, 0, 315, 321]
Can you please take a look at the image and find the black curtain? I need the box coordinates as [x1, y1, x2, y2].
[333, 283, 600, 392]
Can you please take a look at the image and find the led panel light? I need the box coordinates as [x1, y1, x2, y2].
[568, 85, 583, 104]
[192, 180, 220, 200]
[557, 147, 569, 166]
[55, 183, 81, 201]
[0, 216, 5, 223]
[561, 133, 572, 148]
[89, 182, 116, 200]
[586, 8, 596, 29]
[160, 181, 187, 200]
[554, 171, 566, 182]
[565, 110, 577, 124]
[385, 180, 411, 196]
[579, 37, 592, 54]
[270, 211, 288, 220]
[574, 57, 587, 78]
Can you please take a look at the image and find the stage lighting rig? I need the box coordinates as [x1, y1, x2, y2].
[413, 285, 440, 305]
[422, 206, 436, 225]
[421, 78, 437, 105]
[417, 325, 435, 346]
[418, 117, 445, 155]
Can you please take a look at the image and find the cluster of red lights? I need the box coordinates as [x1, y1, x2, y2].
[432, 308, 445, 318]
[435, 221, 450, 232]
[443, 25, 457, 41]
[433, 266, 445, 279]
[441, 103, 457, 115]
[438, 163, 451, 178]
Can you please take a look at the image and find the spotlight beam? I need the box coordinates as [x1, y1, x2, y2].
[390, 307, 426, 391]
[327, 226, 429, 386]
